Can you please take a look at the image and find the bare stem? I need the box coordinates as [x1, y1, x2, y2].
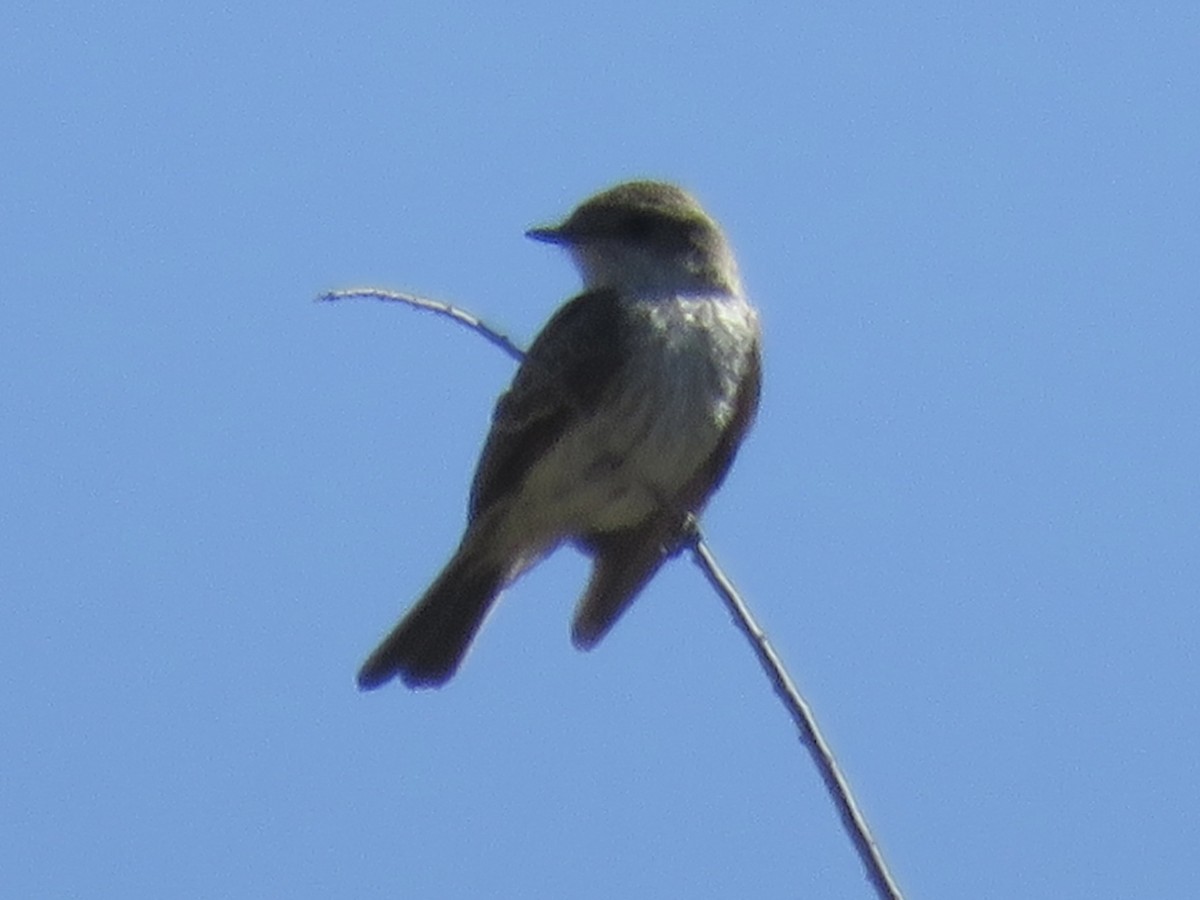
[687, 531, 905, 900]
[322, 285, 905, 899]
[319, 288, 525, 363]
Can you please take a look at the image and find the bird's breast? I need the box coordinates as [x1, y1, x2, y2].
[507, 292, 757, 538]
[604, 293, 756, 480]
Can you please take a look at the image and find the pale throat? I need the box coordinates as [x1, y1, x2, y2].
[570, 242, 741, 298]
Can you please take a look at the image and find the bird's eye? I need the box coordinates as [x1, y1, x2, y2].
[622, 213, 657, 238]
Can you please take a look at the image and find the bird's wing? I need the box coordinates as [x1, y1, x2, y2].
[468, 288, 626, 519]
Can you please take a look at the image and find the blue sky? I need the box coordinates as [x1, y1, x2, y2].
[3, 3, 1197, 897]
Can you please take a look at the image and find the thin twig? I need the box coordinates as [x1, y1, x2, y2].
[322, 286, 905, 900]
[688, 533, 905, 900]
[318, 287, 525, 363]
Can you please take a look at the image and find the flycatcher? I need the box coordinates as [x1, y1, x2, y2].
[358, 180, 762, 689]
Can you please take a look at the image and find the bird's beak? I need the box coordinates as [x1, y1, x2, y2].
[525, 225, 573, 245]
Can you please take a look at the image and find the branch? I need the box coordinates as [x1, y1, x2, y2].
[318, 287, 525, 363]
[687, 530, 905, 900]
[322, 286, 905, 900]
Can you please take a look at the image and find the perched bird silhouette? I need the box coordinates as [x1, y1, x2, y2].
[357, 180, 761, 689]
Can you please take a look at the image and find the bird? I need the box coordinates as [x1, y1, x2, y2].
[357, 179, 762, 689]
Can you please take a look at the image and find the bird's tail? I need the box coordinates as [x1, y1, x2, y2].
[357, 545, 507, 690]
[571, 524, 671, 651]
